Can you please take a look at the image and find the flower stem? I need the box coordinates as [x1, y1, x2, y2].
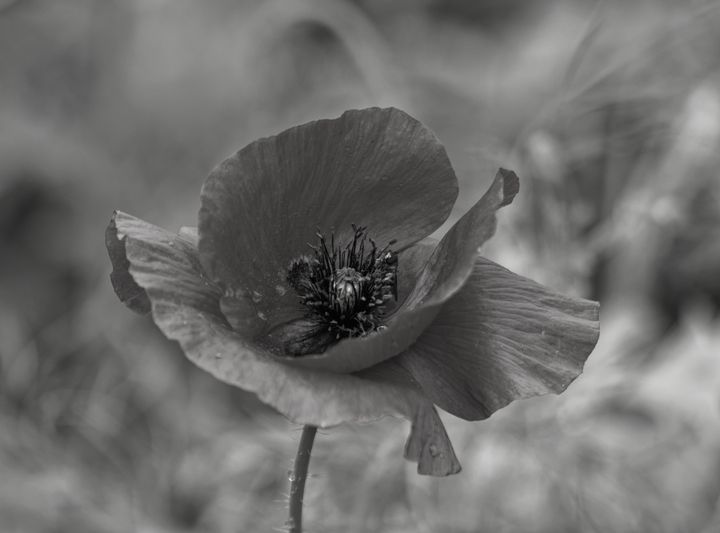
[287, 425, 317, 533]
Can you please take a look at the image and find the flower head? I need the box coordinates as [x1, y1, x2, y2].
[106, 107, 599, 476]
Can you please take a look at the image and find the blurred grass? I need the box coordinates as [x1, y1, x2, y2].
[2, 0, 720, 531]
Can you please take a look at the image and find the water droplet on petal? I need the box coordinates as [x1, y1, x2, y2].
[251, 290, 263, 303]
[429, 444, 440, 457]
[214, 352, 222, 359]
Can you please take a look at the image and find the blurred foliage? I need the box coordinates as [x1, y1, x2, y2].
[2, 0, 720, 531]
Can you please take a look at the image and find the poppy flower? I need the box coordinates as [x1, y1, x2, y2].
[106, 107, 599, 476]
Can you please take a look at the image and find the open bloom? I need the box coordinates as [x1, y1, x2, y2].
[106, 107, 599, 476]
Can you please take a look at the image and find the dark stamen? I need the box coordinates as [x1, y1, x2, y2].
[285, 226, 398, 353]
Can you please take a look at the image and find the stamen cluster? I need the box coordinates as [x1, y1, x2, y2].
[287, 225, 398, 340]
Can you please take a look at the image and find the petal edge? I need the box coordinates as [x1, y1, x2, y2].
[106, 211, 151, 315]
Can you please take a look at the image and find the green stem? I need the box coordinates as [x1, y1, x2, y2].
[287, 425, 317, 533]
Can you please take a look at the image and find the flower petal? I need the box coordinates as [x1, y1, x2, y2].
[396, 237, 437, 305]
[198, 107, 458, 331]
[397, 256, 600, 420]
[404, 167, 519, 309]
[279, 168, 518, 374]
[357, 359, 461, 476]
[105, 213, 151, 315]
[403, 404, 460, 476]
[106, 211, 461, 476]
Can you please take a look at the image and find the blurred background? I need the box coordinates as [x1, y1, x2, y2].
[2, 0, 720, 531]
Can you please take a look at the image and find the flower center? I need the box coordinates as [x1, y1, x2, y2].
[287, 225, 398, 339]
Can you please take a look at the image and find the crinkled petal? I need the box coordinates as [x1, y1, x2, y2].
[198, 107, 458, 335]
[280, 168, 518, 374]
[397, 256, 600, 420]
[106, 211, 461, 476]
